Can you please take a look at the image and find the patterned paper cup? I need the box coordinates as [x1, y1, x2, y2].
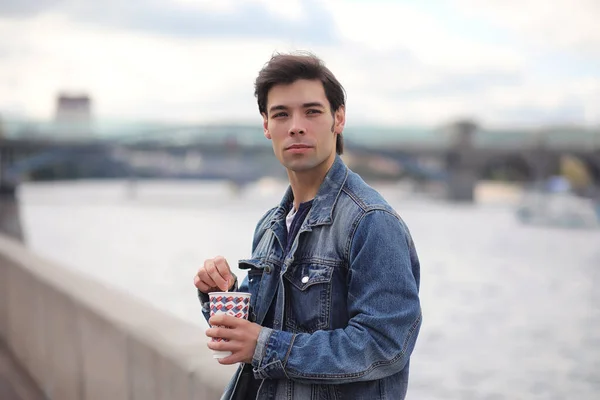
[208, 292, 251, 359]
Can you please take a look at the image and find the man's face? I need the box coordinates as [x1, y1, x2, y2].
[262, 79, 345, 174]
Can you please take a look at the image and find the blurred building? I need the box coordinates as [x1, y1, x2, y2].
[53, 93, 93, 139]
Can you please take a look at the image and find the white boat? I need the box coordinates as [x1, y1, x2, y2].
[516, 178, 600, 229]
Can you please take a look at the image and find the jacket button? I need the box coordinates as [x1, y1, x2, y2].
[301, 276, 309, 284]
[265, 265, 272, 274]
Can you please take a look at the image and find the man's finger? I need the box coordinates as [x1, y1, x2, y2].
[213, 256, 233, 291]
[194, 274, 210, 292]
[194, 278, 211, 293]
[209, 314, 243, 328]
[206, 327, 234, 340]
[207, 337, 231, 350]
[206, 342, 243, 365]
[217, 353, 242, 365]
[196, 268, 217, 292]
[206, 258, 229, 292]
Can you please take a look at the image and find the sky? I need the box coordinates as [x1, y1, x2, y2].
[0, 0, 599, 128]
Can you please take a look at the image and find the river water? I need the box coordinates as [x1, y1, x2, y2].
[15, 180, 600, 399]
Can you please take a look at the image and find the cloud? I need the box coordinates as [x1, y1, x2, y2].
[0, 0, 337, 43]
[0, 0, 62, 17]
[0, 14, 294, 121]
[0, 0, 598, 128]
[324, 0, 525, 72]
[453, 0, 600, 57]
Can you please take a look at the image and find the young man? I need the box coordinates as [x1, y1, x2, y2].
[194, 52, 422, 400]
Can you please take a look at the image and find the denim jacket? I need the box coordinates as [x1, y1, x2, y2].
[200, 155, 422, 400]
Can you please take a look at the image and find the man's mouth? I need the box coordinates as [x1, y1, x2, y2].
[286, 144, 312, 150]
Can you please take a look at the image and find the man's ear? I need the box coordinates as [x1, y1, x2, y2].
[262, 113, 271, 139]
[334, 106, 346, 134]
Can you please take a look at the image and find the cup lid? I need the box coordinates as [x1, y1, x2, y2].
[208, 291, 251, 297]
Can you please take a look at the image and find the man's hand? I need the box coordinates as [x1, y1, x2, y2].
[206, 314, 262, 365]
[194, 256, 235, 293]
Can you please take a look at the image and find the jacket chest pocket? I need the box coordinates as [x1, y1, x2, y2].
[283, 263, 334, 333]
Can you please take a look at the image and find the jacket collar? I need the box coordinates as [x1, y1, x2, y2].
[271, 154, 348, 228]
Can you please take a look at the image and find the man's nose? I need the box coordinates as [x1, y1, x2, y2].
[289, 114, 306, 135]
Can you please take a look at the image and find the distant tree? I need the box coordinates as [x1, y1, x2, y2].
[561, 155, 592, 191]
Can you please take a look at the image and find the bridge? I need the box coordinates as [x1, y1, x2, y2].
[0, 120, 599, 201]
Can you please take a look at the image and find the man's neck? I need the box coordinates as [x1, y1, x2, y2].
[287, 156, 334, 210]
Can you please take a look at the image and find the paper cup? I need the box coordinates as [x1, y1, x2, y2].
[208, 292, 251, 359]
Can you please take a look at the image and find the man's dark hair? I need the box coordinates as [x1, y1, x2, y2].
[254, 52, 346, 155]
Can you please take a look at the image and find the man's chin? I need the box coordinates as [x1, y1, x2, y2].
[283, 159, 316, 172]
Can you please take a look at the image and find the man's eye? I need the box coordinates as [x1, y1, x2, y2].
[307, 109, 322, 114]
[273, 112, 287, 118]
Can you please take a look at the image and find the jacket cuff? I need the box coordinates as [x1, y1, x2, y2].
[252, 327, 272, 367]
[252, 328, 295, 380]
[197, 290, 210, 313]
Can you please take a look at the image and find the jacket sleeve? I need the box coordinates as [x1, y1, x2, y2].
[251, 209, 422, 384]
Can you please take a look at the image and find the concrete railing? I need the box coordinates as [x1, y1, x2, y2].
[0, 233, 236, 400]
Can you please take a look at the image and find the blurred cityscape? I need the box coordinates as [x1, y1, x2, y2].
[1, 91, 599, 227]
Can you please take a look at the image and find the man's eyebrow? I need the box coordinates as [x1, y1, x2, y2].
[268, 102, 326, 114]
[268, 104, 288, 114]
[303, 102, 325, 108]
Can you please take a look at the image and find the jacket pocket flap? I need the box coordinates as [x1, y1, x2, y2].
[238, 259, 264, 270]
[284, 263, 334, 291]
